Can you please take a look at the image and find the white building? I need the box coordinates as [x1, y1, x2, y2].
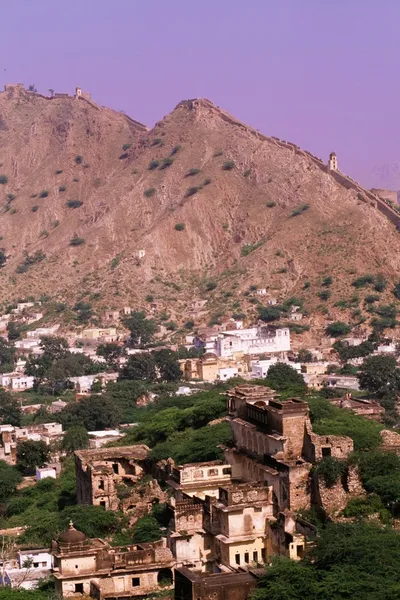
[36, 466, 57, 481]
[217, 367, 239, 380]
[0, 373, 34, 390]
[256, 289, 267, 296]
[251, 358, 302, 379]
[215, 325, 290, 358]
[26, 325, 59, 338]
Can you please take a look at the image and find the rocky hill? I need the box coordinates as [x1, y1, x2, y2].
[1, 85, 400, 337]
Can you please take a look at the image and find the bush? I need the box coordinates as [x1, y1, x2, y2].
[170, 145, 181, 156]
[205, 281, 217, 291]
[55, 169, 63, 174]
[291, 203, 309, 217]
[213, 150, 223, 157]
[160, 157, 173, 169]
[39, 190, 49, 198]
[175, 223, 185, 231]
[365, 294, 380, 304]
[16, 250, 46, 274]
[66, 200, 83, 208]
[203, 178, 211, 186]
[148, 160, 159, 171]
[326, 321, 351, 337]
[119, 152, 128, 160]
[314, 457, 347, 488]
[74, 155, 83, 164]
[374, 275, 387, 292]
[52, 220, 60, 228]
[186, 168, 200, 177]
[244, 169, 251, 177]
[59, 185, 66, 192]
[70, 235, 85, 246]
[6, 193, 15, 202]
[185, 186, 199, 197]
[258, 306, 281, 322]
[322, 276, 333, 287]
[0, 175, 8, 185]
[352, 274, 374, 288]
[144, 188, 156, 199]
[222, 161, 235, 170]
[122, 143, 132, 151]
[73, 177, 79, 182]
[241, 240, 264, 256]
[266, 201, 276, 207]
[318, 290, 331, 301]
[151, 138, 163, 146]
[31, 205, 39, 212]
[39, 230, 49, 238]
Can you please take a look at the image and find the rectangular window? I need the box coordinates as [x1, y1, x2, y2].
[222, 467, 232, 475]
[322, 447, 331, 457]
[98, 480, 104, 490]
[33, 562, 39, 568]
[132, 578, 140, 587]
[41, 562, 47, 567]
[244, 552, 249, 563]
[253, 551, 258, 562]
[235, 553, 240, 565]
[112, 463, 119, 474]
[100, 501, 106, 508]
[74, 583, 84, 594]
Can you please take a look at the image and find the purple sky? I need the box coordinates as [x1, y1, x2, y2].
[2, 0, 400, 187]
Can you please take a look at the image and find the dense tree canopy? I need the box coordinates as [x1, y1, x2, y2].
[265, 363, 307, 394]
[0, 460, 22, 503]
[96, 342, 125, 370]
[252, 523, 400, 600]
[56, 395, 122, 430]
[25, 335, 102, 393]
[16, 440, 50, 474]
[357, 355, 400, 406]
[123, 311, 158, 346]
[120, 353, 156, 381]
[0, 336, 16, 372]
[61, 426, 90, 452]
[0, 388, 21, 426]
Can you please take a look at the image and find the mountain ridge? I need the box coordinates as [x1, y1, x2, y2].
[1, 85, 400, 337]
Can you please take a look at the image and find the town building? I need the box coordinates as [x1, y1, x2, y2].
[0, 372, 34, 391]
[52, 522, 174, 598]
[75, 446, 150, 510]
[215, 325, 290, 359]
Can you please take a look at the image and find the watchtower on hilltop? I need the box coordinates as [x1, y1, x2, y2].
[328, 152, 338, 172]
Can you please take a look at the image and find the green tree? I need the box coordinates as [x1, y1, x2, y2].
[0, 460, 22, 502]
[326, 321, 351, 337]
[265, 363, 307, 393]
[16, 440, 50, 474]
[56, 395, 121, 430]
[120, 353, 156, 381]
[0, 337, 15, 372]
[6, 321, 22, 341]
[358, 355, 400, 401]
[257, 307, 281, 322]
[97, 342, 124, 370]
[61, 426, 90, 452]
[132, 515, 162, 543]
[154, 349, 181, 382]
[298, 349, 313, 363]
[61, 505, 120, 538]
[123, 311, 158, 346]
[0, 389, 21, 426]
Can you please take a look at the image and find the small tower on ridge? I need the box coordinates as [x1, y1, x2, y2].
[328, 152, 338, 172]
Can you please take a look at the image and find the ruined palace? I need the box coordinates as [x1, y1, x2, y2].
[70, 384, 360, 593]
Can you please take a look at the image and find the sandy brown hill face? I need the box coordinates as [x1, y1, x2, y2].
[0, 89, 400, 330]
